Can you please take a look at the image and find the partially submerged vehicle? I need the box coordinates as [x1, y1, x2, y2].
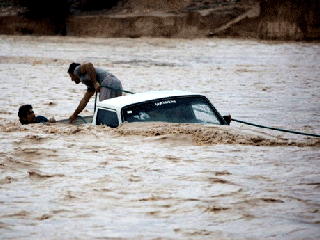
[57, 90, 320, 138]
[91, 90, 229, 127]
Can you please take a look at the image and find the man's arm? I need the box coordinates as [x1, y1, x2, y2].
[79, 62, 100, 92]
[70, 91, 95, 123]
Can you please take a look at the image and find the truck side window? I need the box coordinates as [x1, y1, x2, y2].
[96, 109, 119, 128]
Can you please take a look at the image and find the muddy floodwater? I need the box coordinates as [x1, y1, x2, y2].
[0, 35, 320, 239]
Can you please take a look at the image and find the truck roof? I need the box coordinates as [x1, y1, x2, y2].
[97, 90, 202, 110]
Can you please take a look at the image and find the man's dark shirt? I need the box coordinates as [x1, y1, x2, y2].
[36, 116, 49, 123]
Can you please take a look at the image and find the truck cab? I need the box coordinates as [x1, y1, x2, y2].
[92, 90, 228, 127]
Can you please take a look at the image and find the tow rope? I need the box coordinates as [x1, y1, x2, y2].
[94, 85, 135, 113]
[100, 85, 135, 94]
[231, 118, 320, 138]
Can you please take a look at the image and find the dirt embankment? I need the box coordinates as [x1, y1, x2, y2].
[0, 0, 260, 38]
[1, 0, 319, 40]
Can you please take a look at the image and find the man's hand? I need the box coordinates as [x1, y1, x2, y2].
[70, 91, 95, 124]
[49, 117, 56, 123]
[94, 82, 101, 92]
[69, 113, 78, 123]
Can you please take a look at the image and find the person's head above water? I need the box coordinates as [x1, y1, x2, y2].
[18, 105, 36, 124]
[18, 105, 55, 124]
[67, 62, 80, 75]
[68, 62, 81, 84]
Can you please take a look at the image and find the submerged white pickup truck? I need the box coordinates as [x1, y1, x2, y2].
[90, 90, 229, 127]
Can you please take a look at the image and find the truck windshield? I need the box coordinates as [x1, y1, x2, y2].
[122, 96, 224, 125]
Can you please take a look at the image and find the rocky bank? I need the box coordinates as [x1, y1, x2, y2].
[0, 0, 260, 38]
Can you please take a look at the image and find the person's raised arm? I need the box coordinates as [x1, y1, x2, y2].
[69, 91, 95, 123]
[79, 62, 100, 92]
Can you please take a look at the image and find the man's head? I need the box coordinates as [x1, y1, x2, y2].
[18, 105, 36, 124]
[68, 62, 81, 84]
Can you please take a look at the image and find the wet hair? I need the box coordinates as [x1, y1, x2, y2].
[18, 105, 33, 124]
[67, 63, 80, 74]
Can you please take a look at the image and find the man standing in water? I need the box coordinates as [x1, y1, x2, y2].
[67, 62, 123, 123]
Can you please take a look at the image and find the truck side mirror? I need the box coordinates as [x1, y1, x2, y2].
[223, 115, 231, 125]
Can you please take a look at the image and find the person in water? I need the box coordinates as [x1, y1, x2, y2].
[67, 62, 123, 123]
[18, 105, 56, 125]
